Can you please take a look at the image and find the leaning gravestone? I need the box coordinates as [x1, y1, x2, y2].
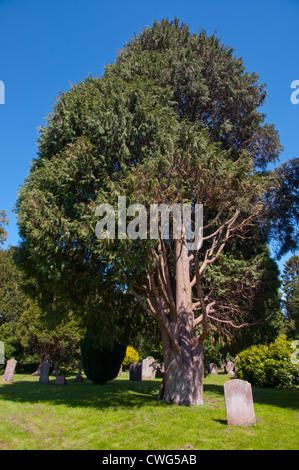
[225, 360, 235, 374]
[142, 356, 157, 380]
[39, 360, 51, 384]
[2, 359, 17, 382]
[129, 362, 142, 381]
[224, 379, 256, 426]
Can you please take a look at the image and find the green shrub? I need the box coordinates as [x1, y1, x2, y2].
[81, 331, 127, 385]
[236, 335, 299, 389]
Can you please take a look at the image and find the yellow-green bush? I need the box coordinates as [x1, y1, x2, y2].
[122, 346, 139, 368]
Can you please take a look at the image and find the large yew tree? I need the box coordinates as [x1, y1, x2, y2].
[16, 19, 295, 405]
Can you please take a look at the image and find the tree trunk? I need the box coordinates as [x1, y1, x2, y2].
[157, 239, 205, 406]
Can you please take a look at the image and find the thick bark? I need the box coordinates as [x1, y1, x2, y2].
[158, 332, 204, 406]
[157, 239, 204, 406]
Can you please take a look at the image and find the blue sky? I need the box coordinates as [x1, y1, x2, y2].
[0, 0, 298, 275]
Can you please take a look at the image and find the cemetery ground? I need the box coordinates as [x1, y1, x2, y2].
[0, 371, 298, 450]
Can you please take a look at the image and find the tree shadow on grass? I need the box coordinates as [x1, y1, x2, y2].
[0, 377, 163, 410]
[1, 376, 298, 412]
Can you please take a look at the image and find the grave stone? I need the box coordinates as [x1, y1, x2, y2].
[55, 376, 67, 385]
[2, 359, 17, 382]
[224, 379, 256, 427]
[209, 363, 218, 375]
[129, 362, 142, 381]
[39, 360, 51, 384]
[225, 360, 235, 373]
[142, 356, 157, 380]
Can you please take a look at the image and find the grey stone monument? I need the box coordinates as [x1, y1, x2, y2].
[224, 379, 256, 426]
[39, 360, 51, 384]
[2, 358, 17, 382]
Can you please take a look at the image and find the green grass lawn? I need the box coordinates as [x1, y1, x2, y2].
[0, 371, 298, 450]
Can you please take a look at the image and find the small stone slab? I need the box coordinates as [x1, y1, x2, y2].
[224, 379, 256, 427]
[55, 376, 67, 385]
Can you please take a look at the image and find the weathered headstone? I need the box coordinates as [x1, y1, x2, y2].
[39, 360, 51, 384]
[224, 379, 256, 427]
[129, 362, 142, 381]
[2, 359, 17, 382]
[0, 341, 4, 365]
[225, 360, 235, 373]
[209, 363, 218, 375]
[55, 376, 67, 385]
[142, 356, 157, 380]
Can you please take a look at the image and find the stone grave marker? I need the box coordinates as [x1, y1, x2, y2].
[2, 359, 17, 382]
[224, 379, 256, 426]
[129, 362, 142, 381]
[55, 376, 67, 385]
[142, 356, 157, 380]
[39, 360, 51, 384]
[209, 363, 218, 375]
[225, 360, 235, 374]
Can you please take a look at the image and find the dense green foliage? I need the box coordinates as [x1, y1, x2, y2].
[202, 243, 283, 357]
[0, 246, 83, 366]
[236, 335, 299, 389]
[81, 330, 126, 384]
[0, 247, 29, 360]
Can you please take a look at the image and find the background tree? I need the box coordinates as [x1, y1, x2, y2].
[16, 19, 295, 405]
[0, 247, 29, 361]
[264, 159, 299, 259]
[281, 255, 299, 338]
[16, 303, 84, 373]
[0, 210, 9, 246]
